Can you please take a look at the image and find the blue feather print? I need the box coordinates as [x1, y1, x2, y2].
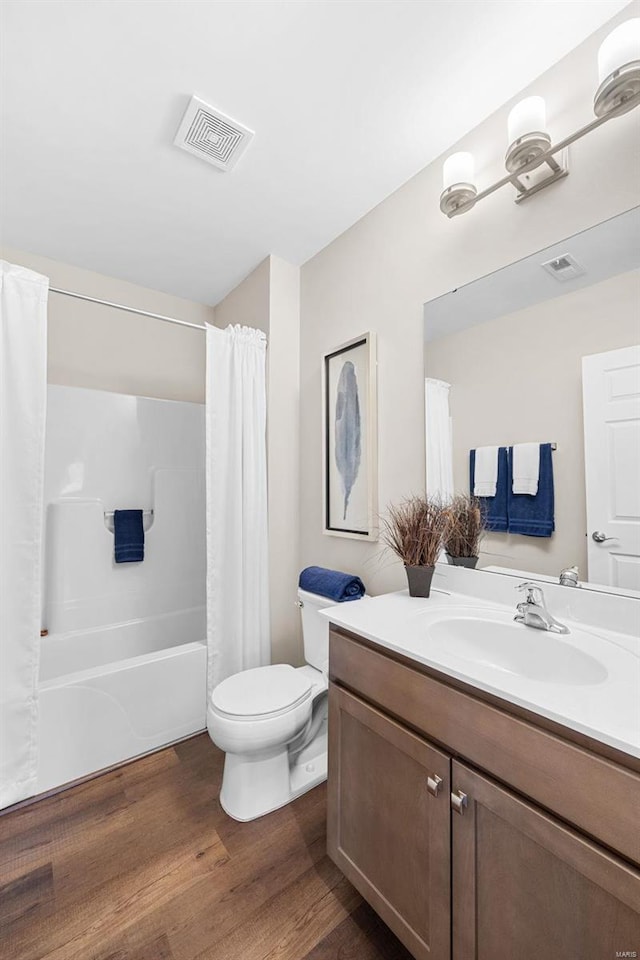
[335, 361, 362, 521]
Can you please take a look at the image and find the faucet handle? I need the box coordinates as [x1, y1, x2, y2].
[517, 581, 544, 603]
[559, 565, 580, 587]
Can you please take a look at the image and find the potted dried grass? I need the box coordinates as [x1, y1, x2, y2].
[444, 494, 484, 569]
[381, 495, 449, 598]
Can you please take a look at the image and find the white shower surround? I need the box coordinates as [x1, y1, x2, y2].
[36, 385, 207, 797]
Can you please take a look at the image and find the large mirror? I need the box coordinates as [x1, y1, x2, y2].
[424, 206, 640, 596]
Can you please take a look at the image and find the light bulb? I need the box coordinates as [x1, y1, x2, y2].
[598, 19, 640, 84]
[505, 96, 551, 172]
[440, 153, 477, 217]
[442, 152, 475, 190]
[594, 19, 640, 117]
[508, 96, 547, 145]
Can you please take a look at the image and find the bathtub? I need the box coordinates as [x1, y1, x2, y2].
[36, 607, 207, 795]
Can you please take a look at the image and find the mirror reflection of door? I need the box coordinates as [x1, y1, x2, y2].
[582, 345, 640, 591]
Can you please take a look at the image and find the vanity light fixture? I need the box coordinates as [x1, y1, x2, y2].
[440, 18, 640, 217]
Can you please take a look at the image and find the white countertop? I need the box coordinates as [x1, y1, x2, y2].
[321, 588, 640, 760]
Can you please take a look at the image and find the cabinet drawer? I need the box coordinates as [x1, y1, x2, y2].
[330, 629, 640, 865]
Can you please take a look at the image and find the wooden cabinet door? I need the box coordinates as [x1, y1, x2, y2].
[327, 683, 451, 960]
[452, 760, 640, 960]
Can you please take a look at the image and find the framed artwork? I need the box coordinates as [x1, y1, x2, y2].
[323, 332, 377, 539]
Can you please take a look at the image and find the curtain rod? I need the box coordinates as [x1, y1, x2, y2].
[49, 286, 207, 331]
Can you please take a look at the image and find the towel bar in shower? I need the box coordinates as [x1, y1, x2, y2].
[104, 510, 154, 519]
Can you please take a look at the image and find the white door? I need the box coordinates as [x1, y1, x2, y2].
[582, 345, 640, 591]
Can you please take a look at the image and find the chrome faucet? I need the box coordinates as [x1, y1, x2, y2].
[514, 582, 569, 634]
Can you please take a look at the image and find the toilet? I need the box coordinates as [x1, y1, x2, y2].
[207, 587, 341, 821]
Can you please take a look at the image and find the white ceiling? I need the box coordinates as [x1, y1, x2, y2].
[0, 0, 630, 305]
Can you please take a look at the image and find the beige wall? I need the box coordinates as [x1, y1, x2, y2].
[425, 270, 640, 578]
[0, 246, 211, 402]
[215, 256, 302, 664]
[299, 5, 640, 611]
[213, 256, 270, 335]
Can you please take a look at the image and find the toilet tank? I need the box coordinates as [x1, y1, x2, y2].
[297, 588, 336, 671]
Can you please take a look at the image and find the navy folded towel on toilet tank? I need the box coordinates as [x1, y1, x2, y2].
[299, 566, 365, 602]
[114, 509, 145, 563]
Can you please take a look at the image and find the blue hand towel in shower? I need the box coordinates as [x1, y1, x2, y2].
[470, 446, 508, 533]
[507, 443, 555, 537]
[113, 509, 145, 563]
[299, 566, 365, 602]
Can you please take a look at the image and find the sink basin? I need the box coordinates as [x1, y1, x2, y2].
[426, 615, 609, 685]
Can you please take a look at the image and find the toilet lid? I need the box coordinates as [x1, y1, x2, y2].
[211, 664, 313, 718]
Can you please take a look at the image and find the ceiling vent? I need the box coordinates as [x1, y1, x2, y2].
[540, 253, 585, 282]
[173, 96, 253, 172]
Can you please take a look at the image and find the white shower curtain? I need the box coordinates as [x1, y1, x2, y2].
[0, 261, 48, 808]
[425, 378, 454, 502]
[206, 324, 270, 695]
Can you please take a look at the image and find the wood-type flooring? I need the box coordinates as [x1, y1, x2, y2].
[1, 733, 412, 960]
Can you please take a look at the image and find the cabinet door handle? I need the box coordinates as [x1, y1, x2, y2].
[451, 790, 468, 814]
[427, 774, 442, 797]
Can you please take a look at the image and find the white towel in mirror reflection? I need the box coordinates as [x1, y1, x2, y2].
[473, 446, 499, 498]
[512, 443, 541, 496]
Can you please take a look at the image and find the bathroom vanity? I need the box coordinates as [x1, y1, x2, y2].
[323, 571, 640, 960]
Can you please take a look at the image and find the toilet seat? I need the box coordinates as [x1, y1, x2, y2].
[211, 664, 313, 721]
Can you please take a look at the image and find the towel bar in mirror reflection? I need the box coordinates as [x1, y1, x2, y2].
[476, 443, 557, 450]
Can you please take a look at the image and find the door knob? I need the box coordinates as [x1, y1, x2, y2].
[592, 531, 616, 543]
[427, 774, 443, 797]
[451, 790, 468, 814]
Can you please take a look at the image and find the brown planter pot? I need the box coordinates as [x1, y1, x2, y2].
[404, 564, 435, 598]
[445, 554, 479, 569]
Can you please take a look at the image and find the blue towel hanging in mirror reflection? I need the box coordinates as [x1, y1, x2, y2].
[113, 509, 145, 563]
[507, 443, 555, 537]
[469, 445, 555, 538]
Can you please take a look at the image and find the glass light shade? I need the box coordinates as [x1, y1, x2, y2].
[598, 19, 640, 83]
[442, 152, 475, 190]
[507, 96, 547, 145]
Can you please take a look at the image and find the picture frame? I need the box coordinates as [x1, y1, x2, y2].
[322, 332, 377, 540]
